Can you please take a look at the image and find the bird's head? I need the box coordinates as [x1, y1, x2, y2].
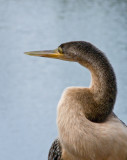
[25, 41, 95, 63]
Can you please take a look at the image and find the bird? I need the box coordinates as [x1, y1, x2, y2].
[25, 41, 127, 160]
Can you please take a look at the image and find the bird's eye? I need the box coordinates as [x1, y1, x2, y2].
[58, 47, 63, 54]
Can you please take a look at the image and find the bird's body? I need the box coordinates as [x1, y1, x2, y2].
[25, 41, 127, 160]
[58, 90, 127, 160]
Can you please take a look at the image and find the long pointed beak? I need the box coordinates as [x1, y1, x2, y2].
[24, 50, 65, 60]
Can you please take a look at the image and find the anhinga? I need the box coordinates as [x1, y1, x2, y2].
[25, 41, 127, 160]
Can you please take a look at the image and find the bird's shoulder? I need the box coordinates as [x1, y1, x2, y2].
[48, 138, 62, 160]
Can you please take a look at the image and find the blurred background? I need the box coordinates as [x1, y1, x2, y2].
[0, 0, 127, 159]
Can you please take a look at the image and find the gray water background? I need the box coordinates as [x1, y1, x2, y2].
[0, 0, 127, 159]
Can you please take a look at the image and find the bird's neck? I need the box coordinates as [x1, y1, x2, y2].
[79, 52, 117, 122]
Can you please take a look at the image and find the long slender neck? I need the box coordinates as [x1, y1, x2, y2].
[79, 49, 117, 122]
